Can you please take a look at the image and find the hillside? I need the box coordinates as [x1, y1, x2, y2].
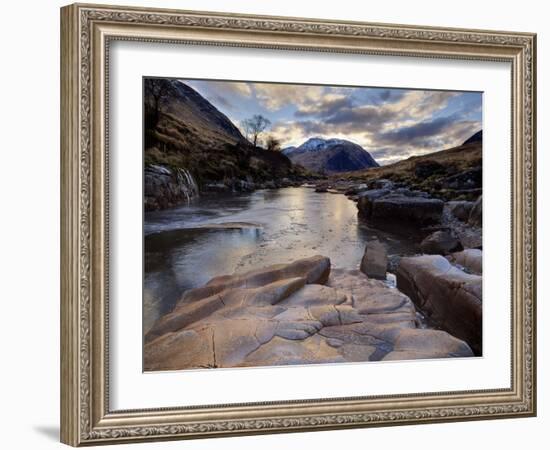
[339, 132, 482, 201]
[283, 137, 379, 174]
[144, 79, 303, 188]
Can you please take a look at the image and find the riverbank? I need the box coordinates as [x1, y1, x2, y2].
[144, 183, 482, 369]
[144, 162, 319, 211]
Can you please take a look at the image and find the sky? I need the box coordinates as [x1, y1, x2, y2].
[184, 79, 482, 166]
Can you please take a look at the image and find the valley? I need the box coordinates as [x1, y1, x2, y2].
[143, 78, 483, 371]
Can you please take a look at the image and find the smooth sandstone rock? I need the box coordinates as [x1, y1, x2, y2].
[446, 249, 483, 275]
[396, 254, 482, 355]
[178, 255, 330, 305]
[420, 230, 462, 255]
[144, 257, 474, 371]
[360, 240, 388, 279]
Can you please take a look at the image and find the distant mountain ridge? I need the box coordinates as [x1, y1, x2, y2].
[283, 137, 379, 174]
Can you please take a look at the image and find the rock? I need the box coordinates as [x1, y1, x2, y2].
[370, 179, 394, 190]
[234, 179, 255, 192]
[203, 182, 231, 193]
[469, 195, 482, 226]
[263, 180, 277, 189]
[446, 249, 482, 275]
[456, 228, 482, 249]
[420, 230, 462, 255]
[387, 254, 402, 274]
[144, 164, 199, 211]
[144, 258, 473, 370]
[363, 195, 444, 226]
[315, 184, 329, 193]
[360, 240, 388, 279]
[393, 187, 430, 198]
[396, 255, 482, 355]
[382, 328, 473, 360]
[180, 255, 331, 305]
[356, 189, 391, 217]
[447, 200, 474, 222]
[344, 183, 368, 196]
[441, 167, 482, 191]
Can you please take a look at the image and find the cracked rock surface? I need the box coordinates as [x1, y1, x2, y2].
[144, 255, 473, 371]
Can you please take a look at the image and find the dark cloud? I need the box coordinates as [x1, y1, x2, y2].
[294, 95, 354, 118]
[325, 106, 396, 131]
[376, 115, 459, 146]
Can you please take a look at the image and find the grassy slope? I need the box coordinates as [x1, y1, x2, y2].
[144, 80, 307, 185]
[337, 141, 482, 200]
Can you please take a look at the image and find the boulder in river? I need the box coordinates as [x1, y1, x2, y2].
[356, 189, 391, 217]
[369, 178, 394, 190]
[144, 256, 473, 370]
[447, 200, 475, 222]
[396, 254, 482, 355]
[358, 191, 444, 226]
[360, 240, 388, 279]
[344, 183, 369, 196]
[420, 230, 462, 255]
[446, 249, 482, 275]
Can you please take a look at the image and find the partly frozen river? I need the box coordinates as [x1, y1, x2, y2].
[143, 187, 420, 331]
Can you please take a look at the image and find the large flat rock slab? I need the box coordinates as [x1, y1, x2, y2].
[145, 256, 474, 371]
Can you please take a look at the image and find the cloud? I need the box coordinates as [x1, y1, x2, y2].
[178, 78, 481, 166]
[377, 115, 459, 146]
[369, 118, 481, 164]
[191, 80, 252, 97]
[252, 84, 325, 111]
[294, 94, 353, 118]
[290, 89, 460, 138]
[183, 79, 252, 111]
[271, 114, 481, 165]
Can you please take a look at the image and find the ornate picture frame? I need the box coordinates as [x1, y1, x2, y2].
[60, 3, 536, 446]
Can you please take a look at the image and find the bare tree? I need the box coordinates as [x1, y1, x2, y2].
[146, 79, 170, 129]
[242, 114, 271, 147]
[265, 135, 281, 152]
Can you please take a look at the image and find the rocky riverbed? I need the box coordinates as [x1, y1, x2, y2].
[144, 179, 482, 371]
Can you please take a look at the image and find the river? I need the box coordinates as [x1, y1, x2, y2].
[144, 187, 421, 332]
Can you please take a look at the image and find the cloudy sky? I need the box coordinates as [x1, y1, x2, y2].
[184, 79, 482, 166]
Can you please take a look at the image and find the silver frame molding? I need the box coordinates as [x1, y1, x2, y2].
[60, 3, 536, 446]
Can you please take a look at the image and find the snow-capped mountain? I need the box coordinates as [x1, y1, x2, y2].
[282, 137, 379, 173]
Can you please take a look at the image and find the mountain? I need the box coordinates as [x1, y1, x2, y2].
[283, 138, 379, 174]
[144, 79, 303, 201]
[462, 130, 482, 145]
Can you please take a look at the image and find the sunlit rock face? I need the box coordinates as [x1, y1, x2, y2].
[396, 254, 482, 355]
[144, 256, 473, 371]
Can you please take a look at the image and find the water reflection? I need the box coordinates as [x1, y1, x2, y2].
[143, 187, 420, 331]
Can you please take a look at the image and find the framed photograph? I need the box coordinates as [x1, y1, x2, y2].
[60, 3, 536, 446]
